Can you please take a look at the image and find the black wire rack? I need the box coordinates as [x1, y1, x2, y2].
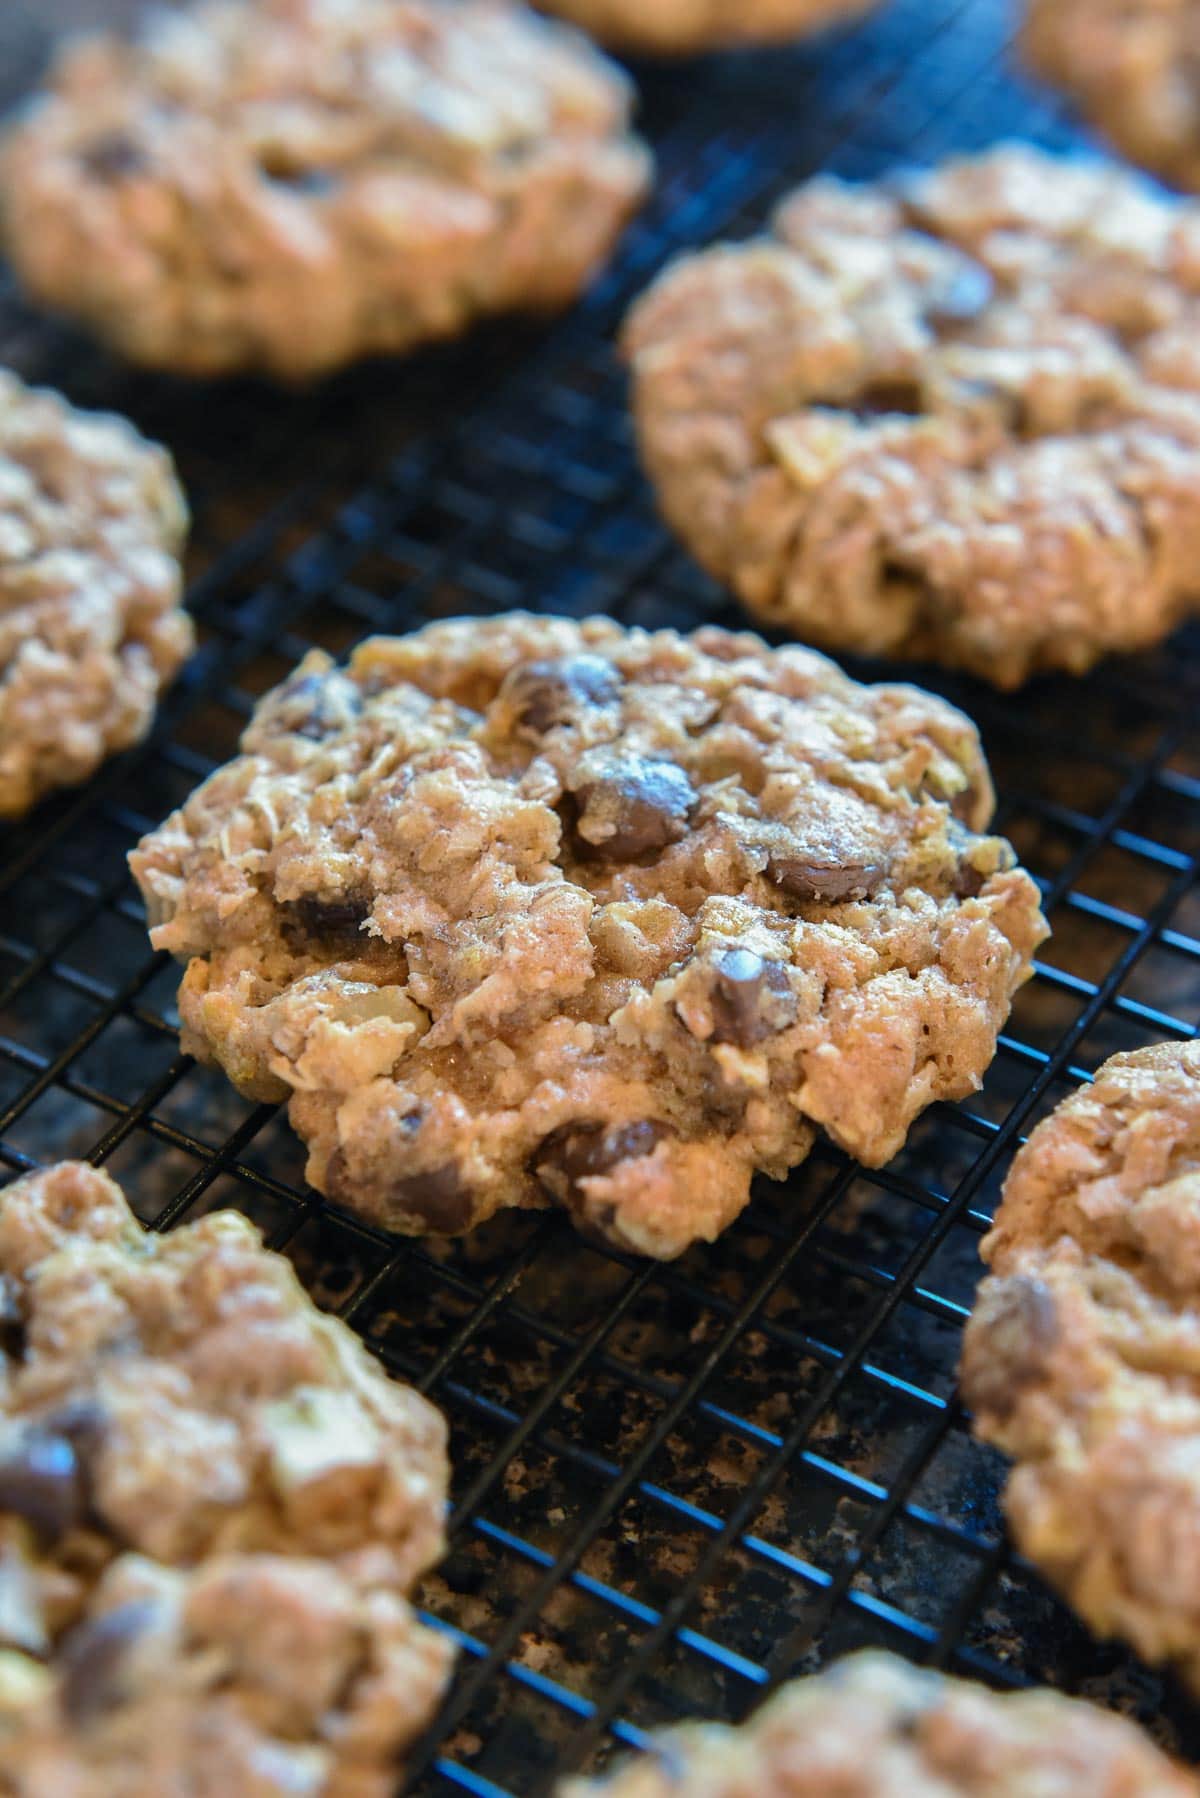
[2, 0, 1199, 1791]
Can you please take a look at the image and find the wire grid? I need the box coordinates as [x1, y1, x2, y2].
[2, 0, 1200, 1790]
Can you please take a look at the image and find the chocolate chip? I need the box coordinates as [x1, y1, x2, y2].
[960, 1275, 1058, 1422]
[707, 948, 797, 1047]
[573, 757, 695, 861]
[277, 672, 362, 741]
[925, 261, 993, 331]
[767, 852, 887, 904]
[388, 1164, 475, 1234]
[79, 133, 146, 182]
[39, 1399, 108, 1462]
[0, 1429, 84, 1546]
[501, 654, 621, 738]
[0, 1275, 24, 1361]
[60, 1600, 161, 1726]
[264, 165, 337, 196]
[534, 1120, 668, 1213]
[285, 895, 369, 944]
[854, 381, 922, 420]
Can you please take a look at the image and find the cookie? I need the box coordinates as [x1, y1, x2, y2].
[535, 0, 877, 56]
[961, 1041, 1200, 1690]
[1025, 0, 1200, 193]
[0, 0, 651, 381]
[623, 144, 1200, 687]
[129, 612, 1046, 1260]
[559, 1650, 1197, 1795]
[0, 1159, 452, 1794]
[0, 369, 190, 819]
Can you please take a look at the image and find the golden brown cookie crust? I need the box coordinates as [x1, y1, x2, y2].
[623, 145, 1200, 687]
[130, 611, 1046, 1260]
[0, 1160, 452, 1795]
[961, 1041, 1200, 1690]
[1025, 0, 1200, 192]
[536, 0, 877, 56]
[0, 370, 190, 819]
[0, 0, 652, 380]
[559, 1650, 1198, 1795]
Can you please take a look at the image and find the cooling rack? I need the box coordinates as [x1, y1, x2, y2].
[1, 0, 1198, 1791]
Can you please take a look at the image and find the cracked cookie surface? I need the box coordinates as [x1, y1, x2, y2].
[0, 0, 651, 380]
[0, 369, 190, 819]
[559, 1649, 1197, 1795]
[623, 144, 1200, 687]
[535, 0, 877, 56]
[130, 612, 1046, 1260]
[1025, 0, 1200, 192]
[0, 1160, 451, 1796]
[961, 1041, 1200, 1692]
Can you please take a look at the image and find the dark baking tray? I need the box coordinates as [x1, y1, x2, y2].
[2, 0, 1199, 1791]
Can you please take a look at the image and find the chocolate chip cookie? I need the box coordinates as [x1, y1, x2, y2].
[0, 0, 651, 381]
[962, 1041, 1200, 1690]
[0, 369, 190, 819]
[1025, 0, 1200, 193]
[0, 1159, 452, 1794]
[623, 145, 1200, 687]
[536, 0, 877, 56]
[129, 612, 1046, 1260]
[559, 1650, 1197, 1795]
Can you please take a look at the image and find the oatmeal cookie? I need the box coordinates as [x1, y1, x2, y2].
[535, 0, 877, 56]
[0, 369, 190, 820]
[0, 0, 651, 381]
[1025, 0, 1200, 193]
[961, 1041, 1200, 1690]
[559, 1649, 1197, 1795]
[129, 612, 1046, 1260]
[623, 144, 1200, 687]
[0, 1159, 452, 1795]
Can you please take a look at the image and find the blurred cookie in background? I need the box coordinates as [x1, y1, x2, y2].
[0, 368, 190, 819]
[624, 145, 1200, 686]
[1025, 0, 1200, 192]
[560, 1650, 1199, 1795]
[0, 0, 652, 380]
[535, 0, 879, 56]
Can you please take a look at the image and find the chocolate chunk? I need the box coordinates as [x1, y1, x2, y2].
[925, 261, 993, 331]
[945, 819, 1016, 898]
[573, 757, 695, 860]
[327, 1145, 474, 1233]
[61, 1599, 162, 1726]
[79, 133, 146, 182]
[0, 1428, 84, 1545]
[502, 654, 621, 738]
[707, 947, 796, 1047]
[286, 895, 370, 943]
[534, 1120, 668, 1212]
[388, 1164, 475, 1234]
[949, 776, 989, 827]
[767, 852, 886, 904]
[960, 1275, 1058, 1422]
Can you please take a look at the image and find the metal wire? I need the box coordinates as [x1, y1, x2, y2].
[2, 0, 1199, 1791]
